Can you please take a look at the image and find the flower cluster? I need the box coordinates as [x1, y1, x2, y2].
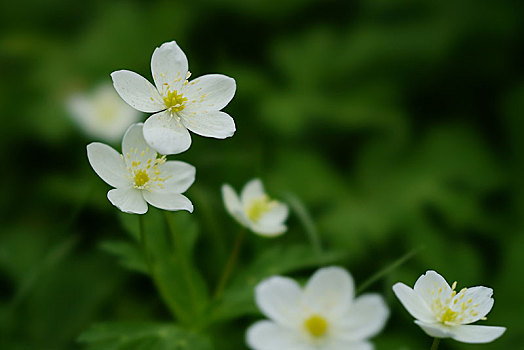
[87, 41, 236, 213]
[83, 40, 506, 350]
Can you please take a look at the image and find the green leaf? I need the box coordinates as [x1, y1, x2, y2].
[78, 322, 213, 350]
[99, 240, 147, 275]
[117, 209, 209, 326]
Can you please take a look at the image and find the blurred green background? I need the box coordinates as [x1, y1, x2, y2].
[1, 0, 523, 349]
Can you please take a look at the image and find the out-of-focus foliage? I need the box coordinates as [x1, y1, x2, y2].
[1, 0, 523, 349]
[79, 322, 213, 350]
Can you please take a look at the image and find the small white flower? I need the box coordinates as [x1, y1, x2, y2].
[221, 179, 289, 237]
[247, 266, 389, 350]
[67, 83, 141, 143]
[111, 41, 236, 155]
[87, 123, 195, 214]
[392, 270, 506, 344]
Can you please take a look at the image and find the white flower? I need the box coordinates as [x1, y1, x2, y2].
[247, 266, 389, 350]
[87, 123, 195, 214]
[221, 179, 289, 237]
[111, 41, 236, 155]
[66, 83, 141, 143]
[392, 270, 506, 344]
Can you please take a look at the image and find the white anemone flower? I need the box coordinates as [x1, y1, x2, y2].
[67, 83, 141, 143]
[392, 270, 506, 344]
[87, 123, 195, 214]
[247, 266, 389, 350]
[221, 179, 289, 237]
[111, 41, 236, 155]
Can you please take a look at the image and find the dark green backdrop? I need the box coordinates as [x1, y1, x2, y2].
[1, 0, 523, 349]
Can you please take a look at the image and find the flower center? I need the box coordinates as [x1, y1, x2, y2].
[246, 195, 277, 222]
[163, 90, 187, 112]
[133, 169, 150, 187]
[125, 147, 168, 190]
[304, 315, 328, 338]
[431, 281, 482, 325]
[440, 307, 458, 323]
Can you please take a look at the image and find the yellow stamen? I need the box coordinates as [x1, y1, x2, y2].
[163, 90, 187, 112]
[246, 195, 277, 222]
[441, 307, 458, 324]
[304, 315, 328, 338]
[133, 169, 149, 188]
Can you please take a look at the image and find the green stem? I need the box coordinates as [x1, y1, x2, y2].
[431, 338, 440, 350]
[192, 186, 227, 264]
[138, 215, 152, 271]
[285, 193, 322, 257]
[139, 214, 190, 323]
[213, 228, 246, 299]
[163, 212, 198, 311]
[356, 245, 424, 294]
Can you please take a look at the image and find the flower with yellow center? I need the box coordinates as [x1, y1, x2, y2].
[87, 123, 196, 214]
[111, 41, 237, 155]
[247, 266, 389, 350]
[221, 179, 288, 237]
[66, 83, 141, 143]
[392, 270, 506, 344]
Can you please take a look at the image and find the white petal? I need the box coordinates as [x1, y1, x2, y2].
[246, 321, 311, 350]
[68, 84, 142, 143]
[142, 191, 193, 212]
[89, 84, 142, 142]
[151, 41, 188, 94]
[255, 276, 303, 328]
[249, 222, 287, 237]
[67, 94, 90, 123]
[87, 142, 128, 188]
[111, 70, 164, 113]
[121, 123, 157, 163]
[302, 266, 354, 317]
[324, 339, 373, 350]
[451, 324, 506, 344]
[241, 178, 265, 204]
[67, 94, 97, 134]
[180, 110, 235, 139]
[414, 320, 454, 338]
[222, 184, 249, 226]
[451, 286, 494, 324]
[414, 270, 453, 307]
[107, 188, 148, 214]
[183, 74, 236, 111]
[159, 161, 195, 193]
[335, 294, 389, 342]
[392, 283, 436, 323]
[258, 203, 289, 227]
[143, 110, 192, 155]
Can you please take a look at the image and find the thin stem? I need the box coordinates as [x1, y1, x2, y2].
[356, 245, 424, 294]
[285, 193, 322, 257]
[138, 215, 153, 272]
[139, 214, 192, 323]
[192, 186, 227, 264]
[213, 228, 246, 299]
[431, 338, 440, 350]
[163, 212, 198, 310]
